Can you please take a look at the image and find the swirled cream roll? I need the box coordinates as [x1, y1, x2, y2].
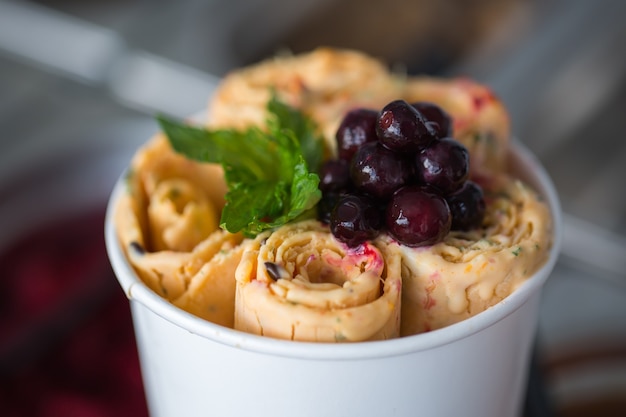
[234, 220, 402, 342]
[209, 48, 510, 172]
[208, 48, 402, 155]
[114, 134, 244, 327]
[117, 134, 227, 253]
[400, 173, 552, 336]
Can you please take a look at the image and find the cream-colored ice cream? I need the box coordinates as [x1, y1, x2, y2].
[208, 48, 510, 173]
[234, 220, 401, 342]
[207, 48, 401, 153]
[114, 47, 553, 341]
[114, 134, 243, 327]
[399, 173, 552, 335]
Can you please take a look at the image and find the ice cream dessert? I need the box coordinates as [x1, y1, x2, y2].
[113, 48, 553, 341]
[115, 135, 243, 328]
[235, 221, 401, 342]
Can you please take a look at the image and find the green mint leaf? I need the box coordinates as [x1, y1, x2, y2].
[156, 96, 323, 236]
[229, 157, 320, 237]
[267, 95, 324, 172]
[158, 117, 278, 183]
[220, 181, 288, 235]
[288, 157, 322, 219]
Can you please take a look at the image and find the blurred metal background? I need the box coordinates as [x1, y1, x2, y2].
[1, 0, 625, 414]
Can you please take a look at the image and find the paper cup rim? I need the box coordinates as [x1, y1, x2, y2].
[105, 139, 562, 361]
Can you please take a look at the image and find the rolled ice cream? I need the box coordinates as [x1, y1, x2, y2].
[113, 48, 553, 341]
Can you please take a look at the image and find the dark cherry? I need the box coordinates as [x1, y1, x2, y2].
[335, 108, 379, 161]
[411, 101, 453, 139]
[317, 192, 341, 224]
[376, 99, 436, 152]
[416, 137, 469, 194]
[350, 142, 413, 200]
[330, 194, 381, 247]
[319, 159, 351, 194]
[385, 186, 451, 247]
[445, 181, 486, 231]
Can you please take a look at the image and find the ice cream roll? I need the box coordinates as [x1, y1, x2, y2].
[234, 220, 402, 342]
[114, 133, 244, 327]
[400, 173, 553, 336]
[208, 48, 402, 156]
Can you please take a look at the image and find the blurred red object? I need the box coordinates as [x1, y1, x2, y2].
[0, 209, 149, 417]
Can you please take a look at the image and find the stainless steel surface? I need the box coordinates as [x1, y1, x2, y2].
[1, 0, 625, 412]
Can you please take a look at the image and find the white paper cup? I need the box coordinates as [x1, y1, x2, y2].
[105, 140, 561, 417]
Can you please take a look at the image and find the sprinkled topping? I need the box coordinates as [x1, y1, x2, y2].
[129, 241, 146, 255]
[264, 261, 289, 281]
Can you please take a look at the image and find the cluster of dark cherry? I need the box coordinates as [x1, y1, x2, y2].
[317, 99, 486, 248]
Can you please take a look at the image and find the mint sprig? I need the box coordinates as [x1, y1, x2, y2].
[157, 96, 324, 237]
